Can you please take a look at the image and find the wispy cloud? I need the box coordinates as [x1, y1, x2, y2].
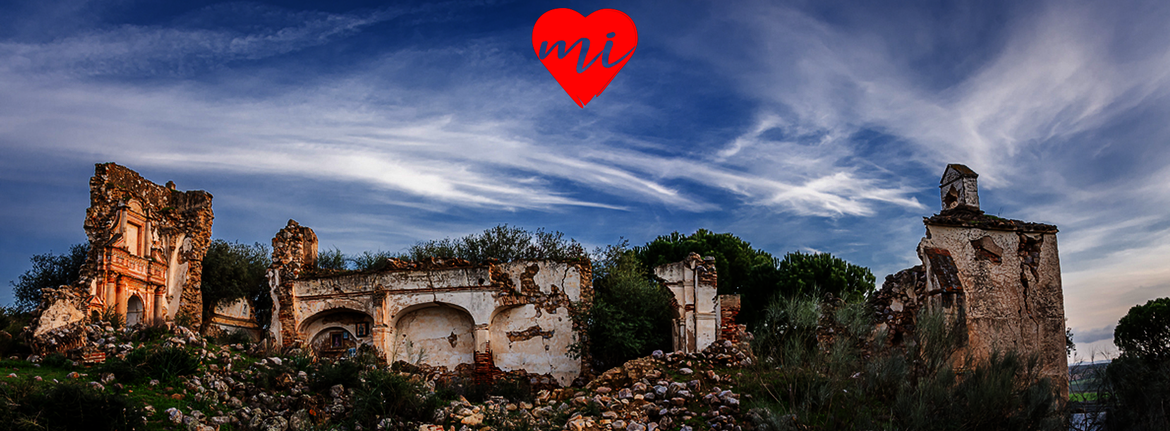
[0, 3, 404, 78]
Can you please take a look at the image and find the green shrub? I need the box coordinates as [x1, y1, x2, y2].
[40, 352, 72, 369]
[133, 323, 171, 342]
[744, 295, 1062, 430]
[1101, 356, 1170, 430]
[0, 378, 144, 430]
[577, 243, 674, 371]
[311, 358, 363, 392]
[145, 346, 200, 381]
[101, 306, 124, 330]
[348, 368, 439, 428]
[97, 346, 198, 384]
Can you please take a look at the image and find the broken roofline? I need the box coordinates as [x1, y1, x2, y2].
[296, 256, 592, 281]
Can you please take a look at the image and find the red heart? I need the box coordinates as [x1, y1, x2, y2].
[533, 8, 637, 108]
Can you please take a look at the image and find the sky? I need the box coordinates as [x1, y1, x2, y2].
[1, 0, 1167, 358]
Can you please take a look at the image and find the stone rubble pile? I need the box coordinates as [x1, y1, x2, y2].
[19, 323, 758, 431]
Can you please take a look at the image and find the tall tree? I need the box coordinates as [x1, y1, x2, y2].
[773, 251, 875, 302]
[9, 243, 89, 311]
[1114, 297, 1170, 361]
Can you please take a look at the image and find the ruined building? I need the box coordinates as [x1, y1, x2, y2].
[653, 253, 721, 353]
[265, 221, 744, 385]
[873, 164, 1068, 397]
[27, 163, 214, 352]
[266, 221, 595, 386]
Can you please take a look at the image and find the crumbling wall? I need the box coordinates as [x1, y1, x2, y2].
[873, 164, 1067, 399]
[27, 163, 213, 353]
[919, 215, 1066, 397]
[654, 253, 719, 353]
[266, 222, 593, 386]
[268, 219, 318, 348]
[870, 265, 926, 345]
[207, 298, 262, 340]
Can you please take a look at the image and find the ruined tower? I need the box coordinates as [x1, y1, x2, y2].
[874, 164, 1068, 398]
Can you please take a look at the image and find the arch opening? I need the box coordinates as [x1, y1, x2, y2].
[299, 308, 374, 358]
[127, 295, 144, 326]
[392, 303, 475, 370]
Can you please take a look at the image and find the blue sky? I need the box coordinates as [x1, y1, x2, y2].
[2, 0, 1168, 357]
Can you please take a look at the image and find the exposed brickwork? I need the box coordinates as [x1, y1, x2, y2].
[717, 295, 745, 343]
[473, 349, 502, 386]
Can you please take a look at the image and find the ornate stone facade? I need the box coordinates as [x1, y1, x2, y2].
[27, 163, 213, 352]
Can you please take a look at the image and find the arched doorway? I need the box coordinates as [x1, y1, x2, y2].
[126, 295, 144, 326]
[393, 303, 475, 369]
[299, 309, 375, 358]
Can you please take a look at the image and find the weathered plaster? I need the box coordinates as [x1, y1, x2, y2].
[654, 253, 719, 353]
[875, 164, 1068, 399]
[267, 223, 593, 386]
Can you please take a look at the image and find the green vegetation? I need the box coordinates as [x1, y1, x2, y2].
[1114, 297, 1170, 361]
[9, 243, 88, 311]
[406, 224, 586, 262]
[0, 378, 144, 431]
[634, 230, 874, 329]
[200, 239, 271, 332]
[742, 295, 1061, 430]
[577, 242, 675, 371]
[1095, 297, 1170, 430]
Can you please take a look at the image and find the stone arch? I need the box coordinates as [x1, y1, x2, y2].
[126, 295, 144, 326]
[299, 308, 375, 356]
[391, 303, 475, 369]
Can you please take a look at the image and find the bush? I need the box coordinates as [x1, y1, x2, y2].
[578, 243, 674, 371]
[40, 352, 72, 369]
[311, 357, 363, 392]
[133, 323, 171, 342]
[98, 345, 199, 384]
[348, 368, 440, 428]
[0, 379, 144, 430]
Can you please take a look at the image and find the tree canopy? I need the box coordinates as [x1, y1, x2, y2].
[9, 243, 88, 311]
[200, 240, 271, 331]
[633, 230, 874, 328]
[1114, 297, 1170, 361]
[405, 224, 586, 263]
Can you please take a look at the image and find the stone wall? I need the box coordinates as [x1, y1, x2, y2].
[871, 164, 1068, 399]
[654, 253, 719, 353]
[27, 163, 213, 352]
[920, 213, 1067, 397]
[267, 222, 593, 386]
